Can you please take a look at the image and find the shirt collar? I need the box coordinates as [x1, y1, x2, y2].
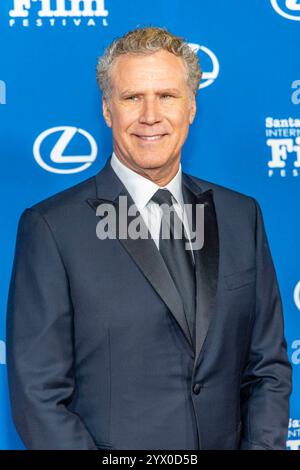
[110, 152, 184, 211]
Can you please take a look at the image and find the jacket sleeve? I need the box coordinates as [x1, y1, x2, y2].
[239, 198, 293, 450]
[6, 208, 98, 450]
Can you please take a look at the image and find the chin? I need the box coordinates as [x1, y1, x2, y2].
[134, 154, 171, 169]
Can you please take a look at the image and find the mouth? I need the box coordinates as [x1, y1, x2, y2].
[133, 134, 168, 142]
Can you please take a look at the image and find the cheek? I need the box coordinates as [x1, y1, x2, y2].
[111, 113, 126, 129]
[110, 105, 133, 129]
[169, 114, 191, 138]
[167, 106, 191, 125]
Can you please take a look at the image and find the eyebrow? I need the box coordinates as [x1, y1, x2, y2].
[120, 88, 181, 97]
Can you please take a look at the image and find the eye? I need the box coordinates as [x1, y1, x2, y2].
[161, 94, 173, 99]
[126, 95, 138, 101]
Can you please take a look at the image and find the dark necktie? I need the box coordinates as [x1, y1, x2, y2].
[151, 189, 196, 346]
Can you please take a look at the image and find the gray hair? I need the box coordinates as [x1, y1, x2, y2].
[96, 26, 202, 105]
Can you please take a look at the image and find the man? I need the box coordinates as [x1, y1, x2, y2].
[6, 26, 292, 450]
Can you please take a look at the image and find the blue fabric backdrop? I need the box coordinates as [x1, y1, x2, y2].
[0, 0, 299, 450]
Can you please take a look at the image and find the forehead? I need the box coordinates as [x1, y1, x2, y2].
[110, 49, 188, 90]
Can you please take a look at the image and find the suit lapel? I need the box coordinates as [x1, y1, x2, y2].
[86, 157, 194, 352]
[87, 157, 220, 364]
[182, 174, 220, 367]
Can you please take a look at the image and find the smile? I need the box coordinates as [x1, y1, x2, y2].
[134, 134, 167, 142]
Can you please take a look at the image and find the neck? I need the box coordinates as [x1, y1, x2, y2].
[113, 153, 181, 187]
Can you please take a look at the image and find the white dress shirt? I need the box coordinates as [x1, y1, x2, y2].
[110, 152, 195, 262]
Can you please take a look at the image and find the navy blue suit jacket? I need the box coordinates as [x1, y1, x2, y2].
[6, 156, 292, 449]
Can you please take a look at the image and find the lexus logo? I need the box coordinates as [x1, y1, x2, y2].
[33, 126, 98, 174]
[188, 43, 219, 89]
[0, 80, 6, 105]
[0, 340, 6, 366]
[271, 0, 300, 21]
[294, 281, 300, 310]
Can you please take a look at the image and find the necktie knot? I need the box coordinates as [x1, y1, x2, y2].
[151, 189, 174, 207]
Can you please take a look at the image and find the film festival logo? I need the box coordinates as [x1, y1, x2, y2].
[33, 125, 97, 174]
[287, 419, 300, 450]
[94, 196, 205, 251]
[265, 79, 300, 179]
[266, 117, 300, 177]
[8, 0, 109, 27]
[271, 0, 300, 21]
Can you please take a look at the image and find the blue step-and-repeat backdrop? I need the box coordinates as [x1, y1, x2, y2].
[0, 0, 299, 450]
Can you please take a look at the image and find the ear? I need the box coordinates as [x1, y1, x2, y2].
[102, 96, 112, 128]
[189, 94, 197, 124]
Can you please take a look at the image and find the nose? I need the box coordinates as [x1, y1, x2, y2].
[139, 96, 162, 125]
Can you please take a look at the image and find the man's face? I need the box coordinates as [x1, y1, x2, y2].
[102, 49, 196, 176]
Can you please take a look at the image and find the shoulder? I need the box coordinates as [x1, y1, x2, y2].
[26, 174, 97, 219]
[184, 173, 261, 231]
[185, 173, 258, 210]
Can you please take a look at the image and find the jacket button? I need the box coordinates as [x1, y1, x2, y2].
[193, 383, 201, 394]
